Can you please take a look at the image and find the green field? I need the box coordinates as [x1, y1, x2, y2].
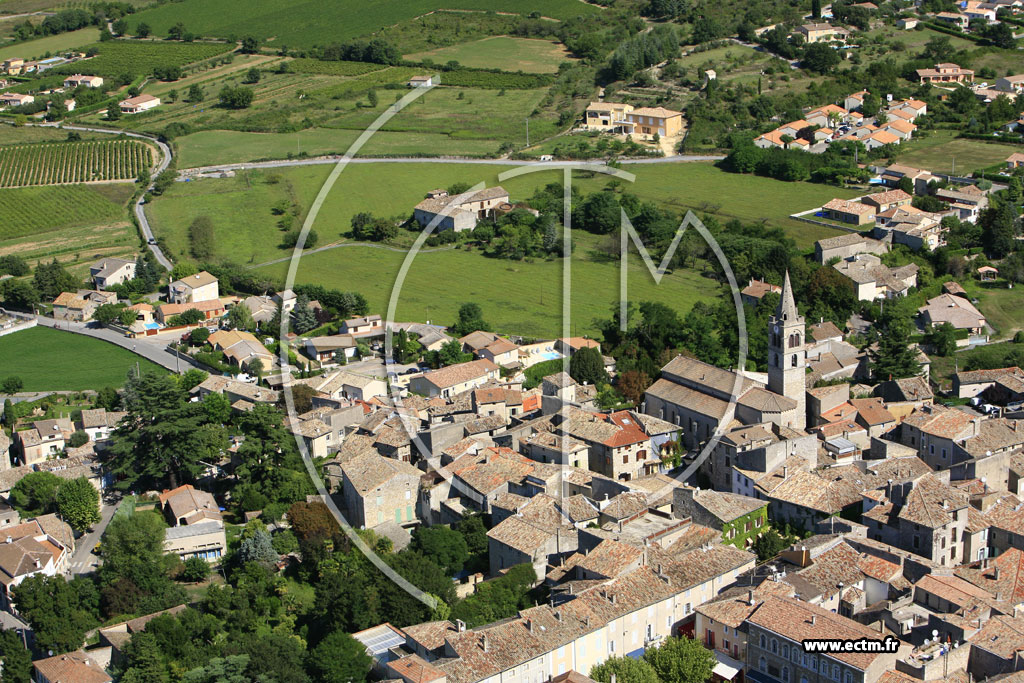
[0, 326, 166, 391]
[0, 183, 133, 240]
[891, 130, 1022, 174]
[257, 231, 717, 339]
[53, 39, 233, 78]
[0, 26, 100, 61]
[405, 36, 574, 73]
[0, 124, 105, 145]
[127, 0, 599, 48]
[0, 139, 152, 187]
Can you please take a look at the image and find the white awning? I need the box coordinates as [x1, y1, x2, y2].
[712, 649, 743, 680]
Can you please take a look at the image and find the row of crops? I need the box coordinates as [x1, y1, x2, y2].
[286, 58, 387, 76]
[0, 185, 127, 240]
[53, 40, 233, 79]
[0, 140, 152, 188]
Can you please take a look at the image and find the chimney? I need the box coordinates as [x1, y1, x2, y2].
[456, 619, 466, 632]
[555, 611, 562, 622]
[993, 567, 1000, 580]
[527, 618, 534, 633]
[482, 634, 489, 652]
[748, 590, 755, 606]
[4, 537, 9, 544]
[783, 466, 788, 479]
[810, 615, 816, 625]
[585, 616, 590, 627]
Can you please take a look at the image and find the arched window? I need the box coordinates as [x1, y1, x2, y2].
[771, 638, 778, 654]
[759, 657, 767, 672]
[783, 644, 789, 658]
[789, 332, 801, 349]
[833, 664, 841, 680]
[845, 672, 853, 683]
[760, 634, 766, 649]
[782, 666, 790, 682]
[791, 354, 798, 368]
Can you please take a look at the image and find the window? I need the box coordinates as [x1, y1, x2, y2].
[791, 354, 798, 368]
[833, 665, 841, 680]
[771, 639, 778, 654]
[760, 635, 766, 649]
[759, 657, 767, 673]
[913, 535, 920, 549]
[622, 454, 629, 464]
[844, 673, 853, 683]
[608, 641, 615, 654]
[782, 667, 790, 683]
[783, 644, 789, 658]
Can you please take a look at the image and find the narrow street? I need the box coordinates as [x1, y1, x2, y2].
[69, 497, 120, 576]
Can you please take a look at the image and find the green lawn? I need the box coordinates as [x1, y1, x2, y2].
[0, 326, 167, 391]
[959, 278, 1024, 341]
[0, 27, 100, 61]
[256, 231, 718, 339]
[126, 0, 598, 48]
[891, 130, 1022, 175]
[404, 36, 574, 73]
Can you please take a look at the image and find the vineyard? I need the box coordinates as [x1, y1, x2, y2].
[0, 140, 152, 188]
[0, 184, 130, 240]
[54, 40, 233, 78]
[310, 66, 425, 99]
[286, 58, 386, 76]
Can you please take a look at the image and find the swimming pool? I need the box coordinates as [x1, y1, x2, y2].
[536, 351, 563, 361]
[144, 322, 161, 330]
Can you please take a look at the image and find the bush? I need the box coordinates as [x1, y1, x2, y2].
[181, 557, 210, 582]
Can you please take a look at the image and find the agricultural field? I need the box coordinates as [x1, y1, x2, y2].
[258, 230, 718, 339]
[286, 59, 386, 77]
[0, 182, 132, 240]
[375, 10, 560, 54]
[0, 326, 166, 391]
[890, 130, 1022, 175]
[0, 26, 99, 60]
[0, 124, 104, 145]
[0, 139, 152, 187]
[126, 0, 599, 48]
[53, 39, 233, 78]
[405, 36, 575, 73]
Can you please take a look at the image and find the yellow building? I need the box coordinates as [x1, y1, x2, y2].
[624, 107, 684, 140]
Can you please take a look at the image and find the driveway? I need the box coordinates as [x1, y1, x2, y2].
[69, 496, 120, 575]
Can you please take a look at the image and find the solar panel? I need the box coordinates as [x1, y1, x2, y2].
[356, 626, 405, 655]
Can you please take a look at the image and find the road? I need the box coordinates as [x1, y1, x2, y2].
[179, 153, 726, 174]
[35, 315, 188, 373]
[33, 122, 175, 270]
[69, 497, 120, 576]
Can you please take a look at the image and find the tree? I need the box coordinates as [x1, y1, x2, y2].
[136, 21, 151, 38]
[9, 471, 62, 516]
[237, 527, 278, 565]
[184, 655, 252, 683]
[168, 21, 186, 40]
[106, 372, 224, 490]
[246, 358, 265, 380]
[219, 85, 254, 109]
[226, 303, 255, 331]
[2, 398, 13, 428]
[33, 258, 78, 300]
[11, 575, 98, 654]
[290, 296, 318, 334]
[241, 35, 260, 53]
[367, 89, 378, 107]
[190, 326, 210, 346]
[306, 630, 372, 683]
[288, 501, 342, 565]
[590, 656, 660, 683]
[811, 0, 821, 18]
[179, 369, 209, 392]
[0, 279, 39, 310]
[575, 191, 621, 234]
[168, 308, 206, 326]
[243, 67, 261, 84]
[753, 528, 787, 562]
[280, 383, 316, 414]
[181, 557, 211, 582]
[870, 313, 921, 380]
[617, 369, 651, 405]
[981, 202, 1019, 258]
[93, 303, 127, 326]
[926, 321, 957, 357]
[120, 631, 169, 683]
[643, 636, 715, 683]
[451, 302, 490, 337]
[860, 92, 881, 118]
[802, 43, 840, 74]
[187, 84, 204, 103]
[106, 104, 122, 121]
[0, 627, 32, 683]
[436, 339, 472, 367]
[1, 376, 23, 394]
[98, 510, 184, 618]
[96, 386, 121, 411]
[569, 346, 608, 386]
[411, 526, 469, 576]
[56, 477, 101, 533]
[0, 255, 29, 277]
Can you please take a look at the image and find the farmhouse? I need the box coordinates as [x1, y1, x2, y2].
[814, 233, 888, 265]
[90, 257, 136, 289]
[118, 93, 160, 114]
[63, 74, 103, 89]
[796, 22, 850, 43]
[52, 289, 117, 322]
[413, 186, 510, 232]
[918, 293, 988, 342]
[0, 92, 33, 107]
[821, 198, 875, 226]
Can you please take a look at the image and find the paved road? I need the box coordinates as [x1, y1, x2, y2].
[33, 122, 175, 270]
[36, 315, 187, 372]
[70, 497, 120, 576]
[179, 154, 726, 174]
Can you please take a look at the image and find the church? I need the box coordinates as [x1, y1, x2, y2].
[643, 271, 808, 449]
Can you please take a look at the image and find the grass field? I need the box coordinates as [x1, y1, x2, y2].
[0, 182, 133, 240]
[405, 36, 574, 73]
[127, 0, 599, 48]
[0, 139, 152, 187]
[0, 26, 99, 61]
[890, 130, 1022, 174]
[148, 161, 856, 276]
[0, 124, 105, 145]
[0, 326, 166, 391]
[257, 231, 718, 338]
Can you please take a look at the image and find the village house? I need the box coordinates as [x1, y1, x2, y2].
[486, 493, 577, 577]
[916, 62, 974, 85]
[935, 185, 989, 223]
[306, 369, 387, 402]
[797, 22, 850, 43]
[89, 257, 135, 289]
[193, 375, 280, 409]
[814, 233, 888, 265]
[303, 334, 357, 365]
[155, 299, 226, 324]
[341, 313, 383, 335]
[1, 58, 24, 75]
[52, 289, 117, 322]
[413, 186, 510, 232]
[0, 519, 72, 612]
[118, 93, 160, 114]
[582, 101, 634, 132]
[918, 293, 988, 344]
[740, 279, 782, 307]
[623, 106, 683, 140]
[340, 452, 422, 529]
[673, 486, 768, 548]
[158, 484, 226, 562]
[168, 270, 219, 304]
[0, 92, 33, 107]
[822, 198, 876, 226]
[1006, 152, 1024, 170]
[15, 418, 74, 465]
[207, 329, 275, 370]
[409, 359, 501, 398]
[63, 73, 103, 89]
[833, 254, 919, 301]
[861, 189, 913, 214]
[78, 408, 124, 444]
[32, 650, 111, 683]
[952, 366, 1024, 401]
